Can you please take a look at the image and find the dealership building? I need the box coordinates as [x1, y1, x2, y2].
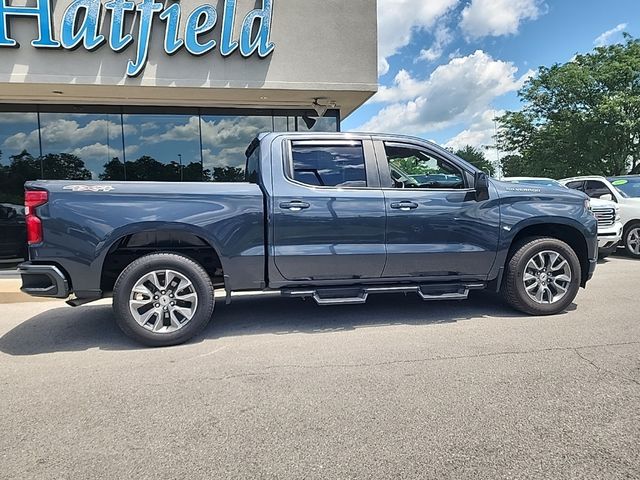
[0, 0, 378, 262]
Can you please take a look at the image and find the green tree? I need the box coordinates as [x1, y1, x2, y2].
[0, 151, 42, 204]
[497, 35, 640, 177]
[100, 157, 126, 180]
[41, 153, 91, 180]
[454, 145, 496, 176]
[212, 166, 244, 182]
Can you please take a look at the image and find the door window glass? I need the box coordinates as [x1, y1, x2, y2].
[565, 181, 584, 191]
[384, 144, 464, 189]
[584, 180, 614, 199]
[290, 143, 366, 187]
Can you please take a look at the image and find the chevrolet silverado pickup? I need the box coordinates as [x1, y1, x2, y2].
[20, 132, 598, 346]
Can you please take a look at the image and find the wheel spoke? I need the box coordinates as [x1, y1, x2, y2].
[550, 260, 567, 272]
[173, 306, 195, 320]
[169, 310, 183, 329]
[553, 282, 567, 294]
[153, 313, 167, 332]
[176, 291, 196, 302]
[135, 308, 158, 326]
[526, 282, 539, 293]
[130, 299, 152, 309]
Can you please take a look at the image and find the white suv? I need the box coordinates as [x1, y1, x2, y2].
[561, 176, 640, 258]
[503, 177, 622, 258]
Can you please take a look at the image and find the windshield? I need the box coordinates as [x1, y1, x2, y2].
[504, 178, 564, 187]
[608, 177, 640, 198]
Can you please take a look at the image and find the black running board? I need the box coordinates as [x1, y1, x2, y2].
[281, 283, 485, 306]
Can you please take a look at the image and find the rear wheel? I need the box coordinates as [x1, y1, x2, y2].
[502, 237, 581, 315]
[623, 223, 640, 258]
[113, 253, 215, 347]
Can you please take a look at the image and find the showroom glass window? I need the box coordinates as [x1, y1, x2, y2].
[39, 112, 124, 181]
[0, 112, 40, 205]
[200, 115, 274, 182]
[122, 113, 202, 182]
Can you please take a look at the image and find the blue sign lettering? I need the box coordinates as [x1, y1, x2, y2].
[0, 0, 276, 76]
[185, 4, 217, 56]
[61, 0, 105, 50]
[104, 0, 135, 51]
[0, 0, 59, 48]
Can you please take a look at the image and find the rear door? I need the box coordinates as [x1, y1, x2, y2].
[271, 137, 387, 282]
[374, 139, 500, 279]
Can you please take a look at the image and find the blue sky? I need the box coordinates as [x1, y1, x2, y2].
[344, 0, 640, 150]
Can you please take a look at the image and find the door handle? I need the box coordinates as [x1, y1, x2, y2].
[390, 201, 419, 211]
[279, 201, 311, 211]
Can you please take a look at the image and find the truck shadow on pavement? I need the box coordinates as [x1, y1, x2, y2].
[0, 292, 574, 356]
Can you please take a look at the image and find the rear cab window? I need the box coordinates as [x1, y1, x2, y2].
[288, 142, 367, 188]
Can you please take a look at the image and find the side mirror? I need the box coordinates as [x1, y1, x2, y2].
[599, 193, 613, 202]
[474, 171, 490, 202]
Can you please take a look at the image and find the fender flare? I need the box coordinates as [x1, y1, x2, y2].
[93, 221, 227, 280]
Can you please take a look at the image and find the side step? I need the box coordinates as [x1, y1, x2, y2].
[281, 283, 485, 306]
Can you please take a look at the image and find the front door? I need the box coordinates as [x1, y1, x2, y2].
[375, 140, 500, 279]
[271, 138, 387, 282]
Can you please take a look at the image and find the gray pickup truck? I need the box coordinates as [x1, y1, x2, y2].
[20, 132, 598, 346]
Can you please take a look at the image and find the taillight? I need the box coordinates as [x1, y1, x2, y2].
[25, 190, 48, 245]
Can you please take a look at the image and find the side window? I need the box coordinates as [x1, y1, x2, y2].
[565, 181, 584, 191]
[384, 143, 464, 189]
[290, 142, 367, 187]
[584, 180, 613, 199]
[245, 144, 260, 184]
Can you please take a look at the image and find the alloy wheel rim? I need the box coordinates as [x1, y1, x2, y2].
[522, 250, 572, 305]
[129, 269, 198, 333]
[627, 228, 640, 255]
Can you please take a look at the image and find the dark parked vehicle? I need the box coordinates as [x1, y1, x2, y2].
[0, 203, 27, 263]
[20, 132, 598, 346]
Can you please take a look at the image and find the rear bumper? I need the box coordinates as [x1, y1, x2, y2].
[19, 263, 70, 298]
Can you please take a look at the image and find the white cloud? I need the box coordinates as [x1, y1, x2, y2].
[418, 25, 454, 62]
[460, 0, 545, 40]
[203, 146, 247, 169]
[358, 50, 532, 135]
[377, 0, 459, 75]
[370, 69, 429, 103]
[0, 112, 37, 124]
[69, 142, 112, 160]
[2, 131, 38, 152]
[594, 23, 627, 46]
[444, 109, 504, 150]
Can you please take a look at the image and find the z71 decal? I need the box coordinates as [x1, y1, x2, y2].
[63, 185, 116, 192]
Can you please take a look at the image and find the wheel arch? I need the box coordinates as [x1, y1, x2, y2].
[506, 219, 591, 287]
[97, 223, 226, 295]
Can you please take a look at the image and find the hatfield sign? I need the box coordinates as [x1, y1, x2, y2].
[0, 0, 275, 76]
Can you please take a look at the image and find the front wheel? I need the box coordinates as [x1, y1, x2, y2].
[502, 237, 581, 315]
[113, 253, 215, 347]
[623, 223, 640, 258]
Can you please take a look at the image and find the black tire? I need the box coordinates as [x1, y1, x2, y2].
[502, 236, 581, 315]
[622, 222, 640, 258]
[113, 253, 215, 347]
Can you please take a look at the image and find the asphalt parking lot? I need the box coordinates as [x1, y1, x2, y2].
[0, 256, 639, 480]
